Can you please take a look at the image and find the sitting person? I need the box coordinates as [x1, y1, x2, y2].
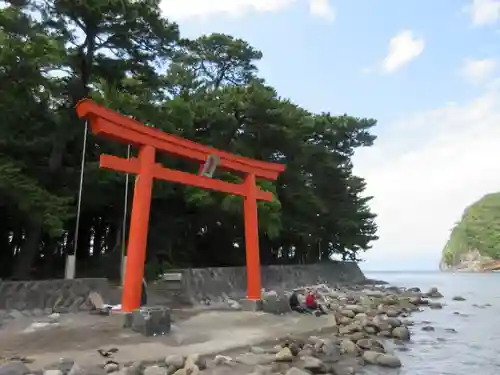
[289, 291, 309, 313]
[305, 290, 327, 315]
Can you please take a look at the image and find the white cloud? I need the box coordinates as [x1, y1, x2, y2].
[380, 30, 425, 74]
[353, 83, 500, 270]
[308, 0, 335, 21]
[462, 58, 497, 84]
[466, 0, 500, 26]
[160, 0, 335, 21]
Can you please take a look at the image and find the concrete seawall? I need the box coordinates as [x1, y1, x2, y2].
[0, 262, 366, 311]
[0, 278, 112, 313]
[157, 262, 366, 305]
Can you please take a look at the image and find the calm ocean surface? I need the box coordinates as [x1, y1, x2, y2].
[362, 271, 500, 375]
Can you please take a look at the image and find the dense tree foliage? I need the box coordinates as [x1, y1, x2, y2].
[0, 0, 378, 280]
[442, 192, 500, 267]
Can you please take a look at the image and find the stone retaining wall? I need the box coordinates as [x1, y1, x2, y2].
[160, 262, 366, 305]
[0, 278, 112, 313]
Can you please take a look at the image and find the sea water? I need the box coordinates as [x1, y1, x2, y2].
[363, 271, 500, 375]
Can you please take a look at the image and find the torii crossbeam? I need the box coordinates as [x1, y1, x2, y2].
[76, 99, 286, 312]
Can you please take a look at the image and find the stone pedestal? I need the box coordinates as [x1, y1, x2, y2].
[124, 306, 171, 336]
[240, 299, 263, 311]
[262, 293, 291, 315]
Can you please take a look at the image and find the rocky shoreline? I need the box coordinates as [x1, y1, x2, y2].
[439, 249, 499, 272]
[0, 282, 455, 375]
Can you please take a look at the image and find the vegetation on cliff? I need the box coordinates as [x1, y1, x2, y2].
[0, 0, 378, 280]
[442, 192, 500, 267]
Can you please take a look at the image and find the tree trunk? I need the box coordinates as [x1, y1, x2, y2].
[76, 216, 91, 260]
[0, 226, 14, 278]
[12, 220, 43, 280]
[93, 218, 104, 258]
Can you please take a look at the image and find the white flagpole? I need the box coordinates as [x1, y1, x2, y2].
[65, 120, 88, 279]
[121, 144, 131, 285]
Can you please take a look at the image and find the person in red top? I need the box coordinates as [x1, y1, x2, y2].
[305, 291, 317, 310]
[305, 290, 327, 315]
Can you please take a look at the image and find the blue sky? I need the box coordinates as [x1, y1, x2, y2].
[160, 0, 500, 270]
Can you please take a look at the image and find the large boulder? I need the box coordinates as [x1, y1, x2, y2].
[262, 291, 291, 315]
[0, 362, 31, 375]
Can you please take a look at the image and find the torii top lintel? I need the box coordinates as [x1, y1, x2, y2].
[76, 99, 285, 180]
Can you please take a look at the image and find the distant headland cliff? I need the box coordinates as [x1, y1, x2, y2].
[440, 192, 500, 272]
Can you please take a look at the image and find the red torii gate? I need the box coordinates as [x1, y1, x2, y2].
[75, 99, 286, 312]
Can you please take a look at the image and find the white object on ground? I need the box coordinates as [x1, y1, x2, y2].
[102, 304, 122, 312]
[23, 321, 59, 333]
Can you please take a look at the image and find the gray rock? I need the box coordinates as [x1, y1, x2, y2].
[385, 318, 402, 328]
[32, 308, 45, 317]
[104, 364, 119, 375]
[8, 310, 24, 319]
[185, 354, 206, 371]
[66, 365, 101, 375]
[356, 338, 374, 350]
[270, 363, 289, 374]
[44, 358, 74, 374]
[143, 367, 166, 375]
[392, 326, 410, 341]
[68, 364, 105, 375]
[344, 305, 365, 314]
[363, 290, 384, 298]
[213, 355, 232, 366]
[235, 353, 274, 366]
[364, 325, 377, 334]
[339, 317, 352, 325]
[262, 292, 291, 315]
[429, 302, 443, 309]
[307, 336, 324, 346]
[250, 347, 266, 354]
[206, 369, 235, 375]
[301, 356, 325, 373]
[340, 339, 357, 354]
[165, 355, 184, 370]
[247, 365, 272, 375]
[386, 309, 399, 318]
[348, 332, 365, 342]
[166, 367, 180, 375]
[0, 310, 9, 321]
[275, 347, 293, 362]
[119, 364, 143, 375]
[288, 343, 300, 357]
[330, 364, 356, 375]
[313, 341, 324, 353]
[409, 296, 425, 305]
[44, 371, 63, 375]
[375, 353, 402, 368]
[362, 350, 381, 364]
[0, 362, 31, 375]
[322, 341, 340, 357]
[183, 364, 199, 375]
[285, 368, 309, 375]
[341, 310, 355, 318]
[452, 296, 466, 301]
[426, 287, 443, 299]
[422, 325, 434, 331]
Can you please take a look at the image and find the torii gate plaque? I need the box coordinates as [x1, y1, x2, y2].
[76, 99, 286, 312]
